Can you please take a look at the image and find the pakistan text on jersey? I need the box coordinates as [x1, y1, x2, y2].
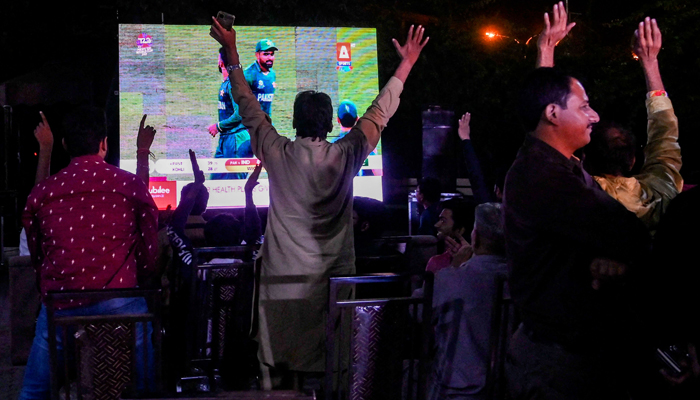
[257, 93, 274, 102]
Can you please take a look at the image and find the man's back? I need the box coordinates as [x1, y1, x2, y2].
[245, 78, 402, 372]
[255, 130, 371, 371]
[263, 133, 369, 273]
[23, 155, 159, 303]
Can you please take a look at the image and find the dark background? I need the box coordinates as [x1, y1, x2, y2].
[2, 0, 699, 242]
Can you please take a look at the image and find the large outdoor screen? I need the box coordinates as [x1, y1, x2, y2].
[118, 24, 383, 209]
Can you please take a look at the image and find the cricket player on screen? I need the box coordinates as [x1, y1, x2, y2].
[332, 99, 377, 176]
[209, 39, 277, 179]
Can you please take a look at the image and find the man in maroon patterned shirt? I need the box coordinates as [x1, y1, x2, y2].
[19, 106, 159, 400]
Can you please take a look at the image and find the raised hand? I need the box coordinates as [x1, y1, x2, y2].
[137, 114, 156, 151]
[392, 25, 430, 66]
[633, 17, 664, 92]
[189, 149, 205, 185]
[210, 16, 238, 53]
[634, 17, 662, 65]
[445, 233, 474, 268]
[536, 2, 575, 68]
[34, 111, 54, 150]
[245, 162, 263, 195]
[34, 111, 54, 183]
[458, 112, 471, 141]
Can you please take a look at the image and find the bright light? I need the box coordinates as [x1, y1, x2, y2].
[485, 32, 496, 38]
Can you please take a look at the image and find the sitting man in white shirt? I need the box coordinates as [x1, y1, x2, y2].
[429, 202, 508, 400]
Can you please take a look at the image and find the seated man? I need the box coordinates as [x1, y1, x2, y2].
[166, 153, 262, 389]
[429, 202, 508, 400]
[352, 196, 390, 257]
[426, 198, 477, 274]
[416, 177, 441, 236]
[179, 181, 210, 247]
[20, 106, 159, 400]
[352, 197, 405, 279]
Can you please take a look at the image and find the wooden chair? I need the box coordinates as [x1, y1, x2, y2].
[45, 288, 162, 400]
[484, 273, 514, 400]
[326, 272, 434, 400]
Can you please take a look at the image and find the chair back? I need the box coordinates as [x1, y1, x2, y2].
[326, 273, 433, 400]
[178, 246, 258, 391]
[371, 235, 438, 274]
[45, 288, 162, 400]
[484, 273, 514, 400]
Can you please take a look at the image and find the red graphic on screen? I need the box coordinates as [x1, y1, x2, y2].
[336, 42, 353, 71]
[148, 179, 177, 210]
[136, 33, 153, 56]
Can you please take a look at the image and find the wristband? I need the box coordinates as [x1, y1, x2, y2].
[226, 63, 243, 74]
[647, 90, 668, 98]
[137, 149, 155, 159]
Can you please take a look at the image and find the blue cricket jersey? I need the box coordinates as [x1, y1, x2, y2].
[244, 61, 275, 116]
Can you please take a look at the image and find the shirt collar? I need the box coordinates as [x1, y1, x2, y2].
[294, 136, 328, 146]
[70, 154, 105, 166]
[523, 134, 583, 174]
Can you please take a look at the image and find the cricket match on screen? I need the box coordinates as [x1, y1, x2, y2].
[118, 24, 384, 209]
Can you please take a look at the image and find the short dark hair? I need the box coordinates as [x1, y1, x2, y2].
[293, 91, 333, 140]
[440, 198, 476, 235]
[418, 177, 441, 204]
[518, 67, 574, 132]
[353, 196, 387, 240]
[62, 106, 107, 157]
[181, 183, 210, 216]
[204, 213, 242, 246]
[218, 47, 228, 73]
[583, 121, 636, 177]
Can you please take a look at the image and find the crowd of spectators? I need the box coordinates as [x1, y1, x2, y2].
[12, 3, 699, 399]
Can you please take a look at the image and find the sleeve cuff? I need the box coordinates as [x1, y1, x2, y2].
[645, 95, 673, 114]
[386, 76, 404, 93]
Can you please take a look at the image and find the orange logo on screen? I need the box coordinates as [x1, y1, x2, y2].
[148, 180, 177, 210]
[336, 43, 351, 62]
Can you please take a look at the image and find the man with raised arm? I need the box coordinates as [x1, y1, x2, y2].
[503, 3, 652, 398]
[538, 7, 682, 234]
[210, 20, 428, 384]
[209, 41, 278, 179]
[20, 106, 159, 399]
